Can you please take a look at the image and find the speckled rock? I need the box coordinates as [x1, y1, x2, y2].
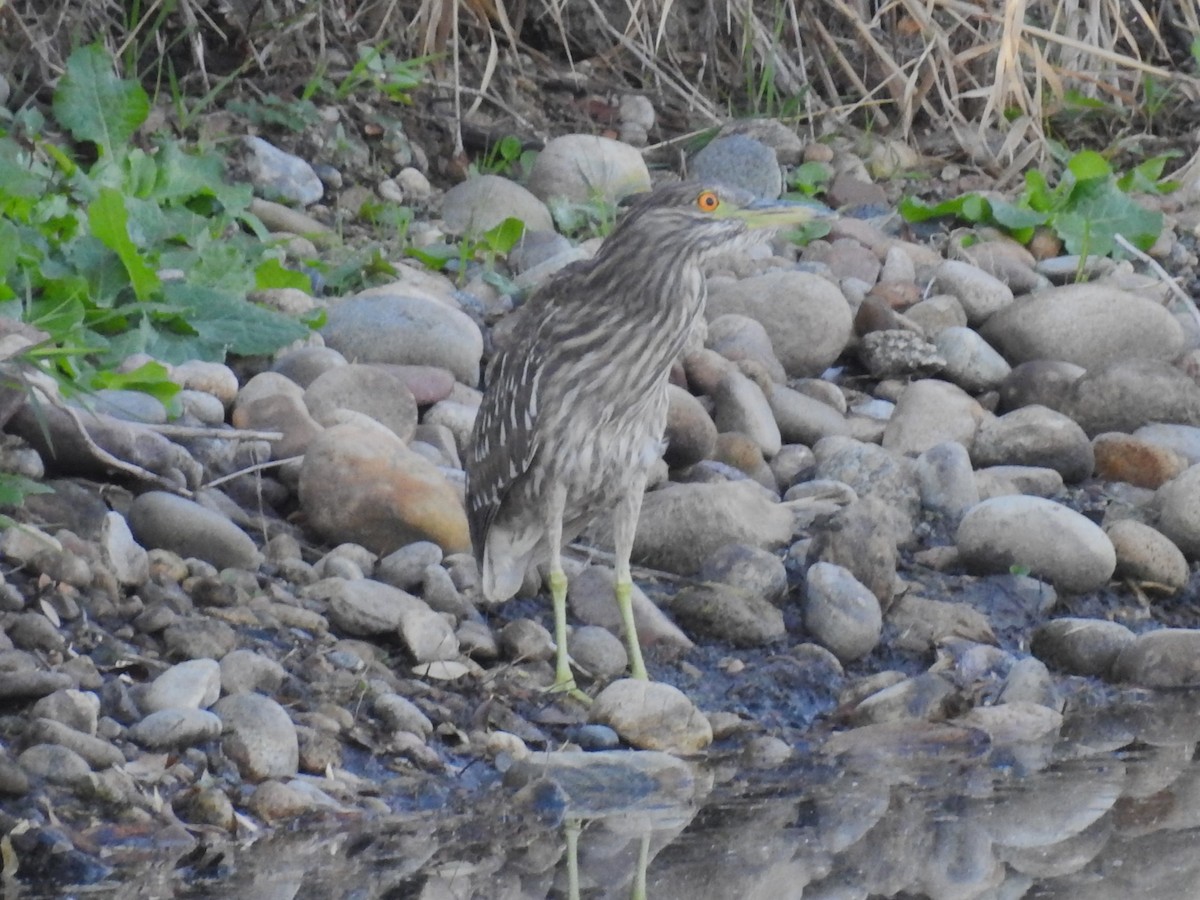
[1104, 519, 1189, 591]
[1111, 629, 1200, 687]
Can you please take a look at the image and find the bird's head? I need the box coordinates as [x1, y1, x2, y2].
[610, 182, 832, 259]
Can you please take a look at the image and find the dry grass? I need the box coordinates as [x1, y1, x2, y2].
[4, 0, 1198, 167]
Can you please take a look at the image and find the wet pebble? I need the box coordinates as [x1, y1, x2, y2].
[670, 582, 786, 647]
[18, 744, 92, 786]
[1104, 519, 1189, 590]
[213, 693, 299, 781]
[567, 626, 627, 680]
[1031, 618, 1136, 678]
[803, 562, 883, 663]
[589, 679, 713, 754]
[1111, 629, 1200, 687]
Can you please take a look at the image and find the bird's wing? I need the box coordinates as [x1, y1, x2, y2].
[465, 319, 549, 555]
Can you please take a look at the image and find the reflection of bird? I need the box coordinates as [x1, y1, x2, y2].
[466, 182, 829, 696]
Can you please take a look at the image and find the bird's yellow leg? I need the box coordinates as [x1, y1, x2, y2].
[549, 564, 578, 693]
[614, 475, 649, 681]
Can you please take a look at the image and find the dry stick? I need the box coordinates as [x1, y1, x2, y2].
[58, 405, 194, 499]
[144, 424, 284, 442]
[204, 455, 304, 490]
[1113, 233, 1200, 334]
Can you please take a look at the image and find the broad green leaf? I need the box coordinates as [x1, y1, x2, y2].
[1066, 150, 1111, 182]
[161, 282, 309, 361]
[87, 187, 161, 301]
[988, 198, 1047, 232]
[255, 258, 312, 292]
[483, 217, 526, 255]
[52, 45, 149, 158]
[1052, 179, 1162, 256]
[1116, 151, 1183, 194]
[0, 219, 19, 282]
[0, 474, 54, 508]
[91, 360, 181, 406]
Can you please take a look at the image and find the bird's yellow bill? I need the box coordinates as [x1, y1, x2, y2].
[728, 198, 834, 230]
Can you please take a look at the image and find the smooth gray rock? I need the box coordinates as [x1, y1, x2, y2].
[670, 582, 786, 647]
[527, 134, 651, 204]
[589, 679, 713, 754]
[932, 259, 1014, 324]
[1066, 358, 1200, 437]
[1105, 519, 1189, 590]
[690, 134, 782, 199]
[214, 693, 300, 781]
[129, 708, 223, 750]
[981, 283, 1184, 370]
[1111, 629, 1200, 687]
[934, 326, 1012, 392]
[321, 293, 483, 386]
[915, 441, 980, 522]
[971, 405, 1094, 482]
[303, 364, 418, 442]
[882, 379, 984, 456]
[128, 492, 262, 571]
[803, 562, 883, 662]
[141, 658, 221, 713]
[441, 174, 554, 234]
[242, 136, 323, 205]
[957, 496, 1116, 592]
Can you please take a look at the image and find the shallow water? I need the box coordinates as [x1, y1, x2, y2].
[47, 688, 1200, 899]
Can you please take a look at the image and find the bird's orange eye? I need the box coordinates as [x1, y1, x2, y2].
[696, 190, 720, 212]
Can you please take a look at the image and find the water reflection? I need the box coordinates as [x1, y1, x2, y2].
[82, 689, 1200, 898]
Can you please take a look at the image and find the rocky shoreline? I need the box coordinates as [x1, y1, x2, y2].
[1, 117, 1200, 890]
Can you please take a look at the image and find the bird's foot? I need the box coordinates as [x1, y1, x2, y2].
[546, 676, 592, 705]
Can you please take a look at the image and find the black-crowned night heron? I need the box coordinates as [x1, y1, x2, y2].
[467, 182, 828, 696]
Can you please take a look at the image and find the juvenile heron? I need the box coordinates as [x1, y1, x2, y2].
[466, 182, 828, 694]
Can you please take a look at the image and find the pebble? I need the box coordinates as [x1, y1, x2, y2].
[320, 578, 459, 662]
[670, 582, 786, 647]
[971, 405, 1094, 482]
[242, 136, 323, 205]
[1031, 618, 1136, 678]
[629, 481, 794, 574]
[706, 270, 853, 377]
[931, 259, 1014, 324]
[128, 708, 223, 750]
[441, 174, 554, 234]
[882, 379, 984, 456]
[956, 496, 1116, 592]
[1092, 432, 1189, 488]
[141, 658, 222, 713]
[213, 693, 299, 781]
[664, 384, 718, 467]
[1104, 519, 1189, 590]
[915, 441, 980, 521]
[299, 420, 470, 555]
[934, 326, 1012, 392]
[526, 134, 651, 204]
[1066, 358, 1200, 437]
[712, 370, 782, 457]
[689, 134, 782, 199]
[1154, 464, 1200, 558]
[567, 626, 628, 680]
[1111, 629, 1200, 687]
[803, 561, 883, 662]
[303, 364, 418, 442]
[127, 492, 262, 571]
[567, 565, 694, 652]
[18, 744, 92, 786]
[373, 693, 433, 738]
[219, 649, 286, 695]
[980, 283, 1184, 370]
[589, 679, 713, 754]
[320, 292, 483, 386]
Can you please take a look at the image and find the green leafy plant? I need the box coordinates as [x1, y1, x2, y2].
[900, 149, 1172, 260]
[471, 135, 538, 179]
[0, 44, 311, 402]
[301, 45, 432, 105]
[548, 196, 619, 241]
[406, 217, 527, 287]
[786, 161, 831, 198]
